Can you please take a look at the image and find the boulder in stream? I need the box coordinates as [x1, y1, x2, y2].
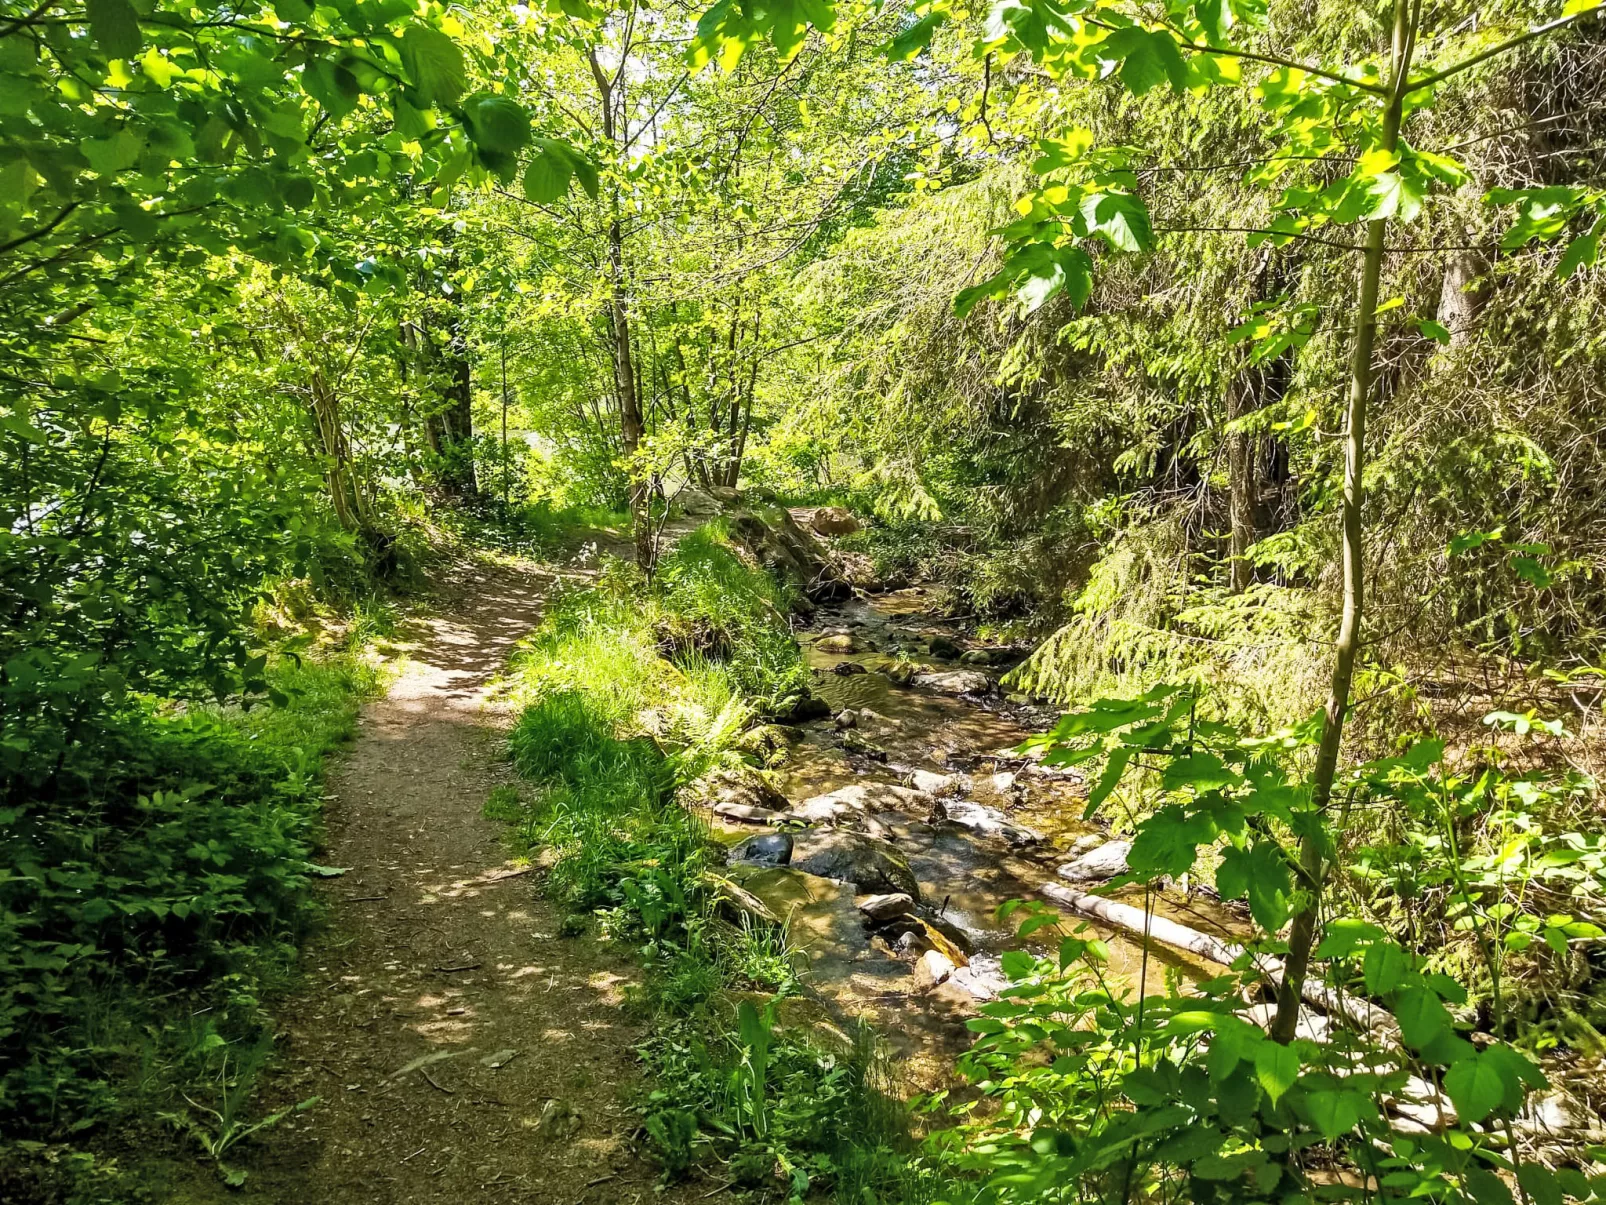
[832, 661, 869, 676]
[949, 952, 1010, 1001]
[697, 765, 790, 815]
[1058, 839, 1131, 882]
[906, 769, 963, 796]
[793, 783, 932, 825]
[790, 829, 921, 898]
[817, 633, 858, 654]
[727, 832, 794, 867]
[940, 799, 1042, 847]
[927, 635, 963, 659]
[913, 949, 956, 991]
[857, 892, 916, 924]
[774, 691, 832, 722]
[911, 669, 994, 695]
[714, 802, 791, 825]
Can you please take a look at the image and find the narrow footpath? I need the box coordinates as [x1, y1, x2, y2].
[233, 560, 714, 1204]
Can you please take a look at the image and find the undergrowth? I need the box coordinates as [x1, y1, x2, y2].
[498, 524, 956, 1202]
[0, 652, 380, 1199]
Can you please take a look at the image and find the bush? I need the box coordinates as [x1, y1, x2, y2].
[0, 654, 376, 1130]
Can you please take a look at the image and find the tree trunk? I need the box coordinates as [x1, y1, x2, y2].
[1271, 0, 1417, 1046]
[1226, 369, 1257, 594]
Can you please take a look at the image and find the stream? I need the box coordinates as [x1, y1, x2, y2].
[708, 587, 1251, 1088]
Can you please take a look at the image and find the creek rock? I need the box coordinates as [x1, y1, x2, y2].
[733, 724, 797, 764]
[817, 633, 858, 654]
[1058, 840, 1131, 882]
[906, 769, 962, 797]
[790, 829, 921, 898]
[841, 731, 886, 759]
[1519, 1090, 1590, 1136]
[773, 691, 832, 722]
[832, 661, 869, 676]
[727, 510, 849, 603]
[714, 802, 791, 825]
[911, 669, 994, 695]
[885, 662, 918, 686]
[857, 892, 916, 924]
[727, 832, 794, 867]
[1066, 833, 1106, 858]
[793, 782, 933, 824]
[940, 799, 1042, 846]
[913, 949, 956, 991]
[949, 953, 1010, 1001]
[927, 635, 963, 659]
[834, 709, 857, 729]
[697, 765, 790, 814]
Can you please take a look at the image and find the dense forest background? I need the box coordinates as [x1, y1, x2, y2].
[6, 0, 1606, 1201]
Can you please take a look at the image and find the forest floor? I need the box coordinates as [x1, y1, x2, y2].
[173, 556, 720, 1204]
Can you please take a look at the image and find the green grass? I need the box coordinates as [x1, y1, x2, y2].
[495, 523, 964, 1202]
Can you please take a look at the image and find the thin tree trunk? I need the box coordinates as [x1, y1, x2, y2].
[1226, 369, 1257, 594]
[1271, 0, 1417, 1046]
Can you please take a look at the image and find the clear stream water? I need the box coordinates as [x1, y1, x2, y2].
[708, 587, 1247, 1088]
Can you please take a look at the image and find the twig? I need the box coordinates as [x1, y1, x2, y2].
[701, 1180, 735, 1198]
[434, 962, 482, 973]
[401, 1146, 427, 1163]
[420, 1068, 454, 1094]
[344, 895, 387, 902]
[586, 1173, 618, 1187]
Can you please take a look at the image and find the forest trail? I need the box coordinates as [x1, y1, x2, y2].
[229, 560, 712, 1205]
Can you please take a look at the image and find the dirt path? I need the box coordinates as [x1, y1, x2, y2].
[233, 560, 713, 1204]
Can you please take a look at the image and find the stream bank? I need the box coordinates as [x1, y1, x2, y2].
[702, 583, 1252, 1089]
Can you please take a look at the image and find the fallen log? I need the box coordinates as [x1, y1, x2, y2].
[706, 872, 784, 926]
[1039, 882, 1397, 1038]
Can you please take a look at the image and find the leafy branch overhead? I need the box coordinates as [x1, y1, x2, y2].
[689, 0, 1605, 317]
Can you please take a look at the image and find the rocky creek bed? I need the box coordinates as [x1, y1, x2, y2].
[697, 587, 1253, 1088]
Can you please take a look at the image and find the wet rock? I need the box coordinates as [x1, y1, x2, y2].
[698, 765, 790, 814]
[817, 633, 858, 654]
[842, 731, 887, 759]
[1058, 840, 1131, 882]
[940, 799, 1042, 846]
[907, 769, 961, 796]
[885, 662, 918, 686]
[894, 930, 926, 956]
[774, 692, 832, 722]
[727, 832, 794, 867]
[950, 953, 1010, 1001]
[832, 661, 868, 676]
[988, 770, 1019, 796]
[857, 892, 916, 924]
[1067, 833, 1106, 857]
[834, 709, 858, 729]
[917, 911, 976, 958]
[912, 669, 994, 695]
[913, 949, 956, 991]
[713, 802, 792, 825]
[791, 829, 920, 898]
[959, 650, 992, 666]
[927, 635, 963, 660]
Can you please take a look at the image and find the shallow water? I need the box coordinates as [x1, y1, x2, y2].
[712, 588, 1247, 1088]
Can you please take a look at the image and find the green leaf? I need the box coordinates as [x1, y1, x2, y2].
[523, 140, 577, 203]
[1517, 1162, 1564, 1205]
[1557, 229, 1599, 279]
[1444, 1053, 1508, 1123]
[1195, 0, 1231, 43]
[402, 24, 468, 107]
[463, 93, 531, 154]
[87, 0, 143, 60]
[1303, 1087, 1368, 1140]
[1362, 940, 1409, 994]
[1416, 318, 1452, 344]
[885, 12, 947, 60]
[1395, 986, 1453, 1051]
[1253, 1040, 1299, 1105]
